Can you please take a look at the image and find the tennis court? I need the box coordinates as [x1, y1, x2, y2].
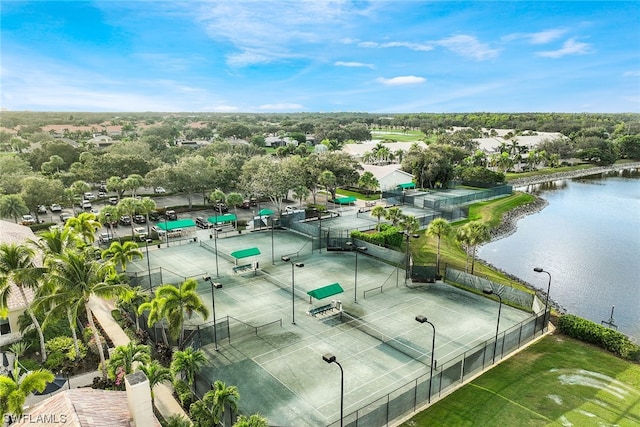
[128, 227, 535, 426]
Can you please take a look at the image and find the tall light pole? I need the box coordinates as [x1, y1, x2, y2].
[482, 288, 502, 364]
[213, 227, 222, 277]
[415, 315, 436, 404]
[533, 267, 552, 333]
[282, 256, 304, 324]
[345, 242, 367, 303]
[145, 238, 153, 291]
[270, 216, 276, 265]
[203, 276, 222, 351]
[164, 206, 169, 248]
[322, 353, 344, 427]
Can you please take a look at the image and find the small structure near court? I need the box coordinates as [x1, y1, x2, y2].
[306, 283, 344, 317]
[230, 247, 260, 275]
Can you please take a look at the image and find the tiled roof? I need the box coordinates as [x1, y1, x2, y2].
[17, 389, 161, 427]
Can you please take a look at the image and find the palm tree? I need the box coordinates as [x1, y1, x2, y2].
[153, 279, 209, 348]
[426, 218, 452, 275]
[384, 207, 403, 227]
[0, 194, 29, 223]
[210, 189, 226, 214]
[319, 170, 337, 206]
[30, 226, 80, 256]
[234, 414, 269, 427]
[118, 286, 149, 331]
[139, 360, 172, 405]
[190, 380, 240, 427]
[65, 211, 101, 244]
[455, 225, 473, 273]
[0, 359, 54, 421]
[0, 243, 47, 362]
[108, 342, 151, 377]
[370, 205, 386, 231]
[117, 197, 143, 237]
[101, 241, 143, 272]
[44, 248, 129, 378]
[138, 296, 169, 345]
[212, 380, 240, 426]
[139, 197, 157, 233]
[466, 221, 491, 274]
[170, 346, 206, 388]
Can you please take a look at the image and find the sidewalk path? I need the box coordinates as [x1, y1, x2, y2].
[25, 297, 189, 422]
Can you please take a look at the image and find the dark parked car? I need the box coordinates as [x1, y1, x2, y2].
[195, 217, 211, 229]
[119, 215, 132, 226]
[214, 203, 228, 213]
[148, 210, 161, 221]
[165, 210, 178, 220]
[133, 214, 146, 224]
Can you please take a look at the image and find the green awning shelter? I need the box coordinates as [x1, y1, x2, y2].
[156, 219, 196, 230]
[258, 208, 274, 216]
[207, 213, 236, 224]
[307, 283, 344, 300]
[397, 182, 416, 190]
[231, 247, 261, 259]
[333, 196, 357, 205]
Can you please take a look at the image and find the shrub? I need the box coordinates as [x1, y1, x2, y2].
[19, 358, 41, 372]
[45, 351, 66, 371]
[46, 336, 88, 361]
[173, 379, 195, 409]
[557, 314, 640, 361]
[351, 225, 403, 248]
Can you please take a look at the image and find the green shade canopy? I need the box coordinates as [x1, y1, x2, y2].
[155, 219, 196, 230]
[333, 196, 357, 204]
[397, 183, 416, 189]
[231, 247, 261, 259]
[258, 208, 274, 216]
[307, 283, 344, 300]
[207, 213, 237, 224]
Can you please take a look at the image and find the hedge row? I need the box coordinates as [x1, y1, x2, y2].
[350, 224, 404, 248]
[557, 314, 640, 361]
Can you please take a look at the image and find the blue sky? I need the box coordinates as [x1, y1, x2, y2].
[2, 1, 639, 113]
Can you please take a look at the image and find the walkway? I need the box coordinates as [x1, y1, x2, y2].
[25, 296, 189, 422]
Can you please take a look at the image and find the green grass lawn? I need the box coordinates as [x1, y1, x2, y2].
[401, 334, 640, 426]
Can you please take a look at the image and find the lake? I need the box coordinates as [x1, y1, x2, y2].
[477, 168, 640, 341]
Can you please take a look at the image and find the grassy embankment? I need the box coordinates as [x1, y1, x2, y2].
[400, 334, 640, 426]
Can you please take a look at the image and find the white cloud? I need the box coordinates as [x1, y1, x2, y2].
[536, 38, 593, 58]
[503, 28, 567, 44]
[335, 61, 374, 69]
[358, 41, 433, 52]
[436, 35, 499, 61]
[623, 70, 640, 77]
[258, 103, 304, 110]
[376, 76, 425, 85]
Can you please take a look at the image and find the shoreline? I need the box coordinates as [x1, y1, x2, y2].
[479, 162, 640, 313]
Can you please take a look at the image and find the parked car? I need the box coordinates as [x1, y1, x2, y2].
[84, 192, 96, 200]
[97, 191, 107, 198]
[238, 200, 251, 209]
[98, 232, 112, 245]
[148, 210, 161, 221]
[119, 215, 132, 226]
[109, 197, 118, 205]
[60, 212, 73, 223]
[214, 203, 228, 213]
[50, 204, 62, 212]
[21, 214, 36, 225]
[37, 205, 47, 214]
[195, 217, 211, 229]
[133, 214, 146, 224]
[133, 227, 148, 240]
[82, 200, 92, 209]
[98, 183, 107, 192]
[154, 187, 166, 194]
[165, 210, 177, 220]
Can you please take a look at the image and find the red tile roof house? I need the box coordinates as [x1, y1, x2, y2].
[12, 371, 162, 426]
[0, 220, 40, 347]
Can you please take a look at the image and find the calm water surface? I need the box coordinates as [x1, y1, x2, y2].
[477, 169, 640, 341]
